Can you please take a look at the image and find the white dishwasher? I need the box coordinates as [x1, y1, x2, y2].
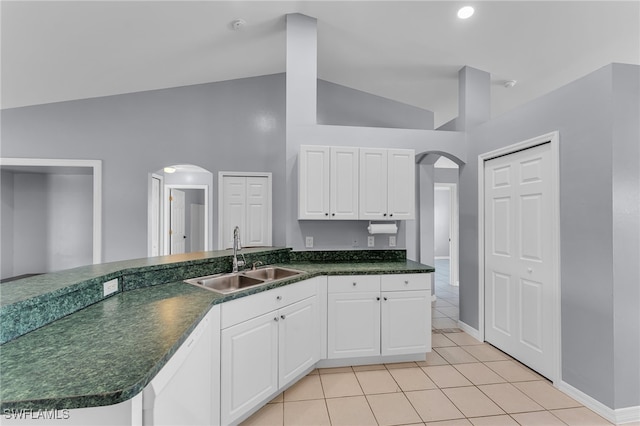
[143, 309, 213, 426]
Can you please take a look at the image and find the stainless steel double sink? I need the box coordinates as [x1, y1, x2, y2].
[184, 266, 305, 295]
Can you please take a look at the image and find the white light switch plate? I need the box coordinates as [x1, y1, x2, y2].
[389, 236, 396, 247]
[305, 236, 314, 248]
[103, 278, 118, 297]
[367, 236, 375, 247]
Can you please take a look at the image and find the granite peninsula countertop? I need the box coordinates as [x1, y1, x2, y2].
[0, 248, 434, 411]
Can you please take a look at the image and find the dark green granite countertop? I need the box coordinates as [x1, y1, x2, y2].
[0, 248, 433, 411]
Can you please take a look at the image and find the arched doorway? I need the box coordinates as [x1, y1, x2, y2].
[148, 164, 213, 256]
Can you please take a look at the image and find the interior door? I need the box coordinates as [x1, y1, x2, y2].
[484, 142, 554, 378]
[170, 189, 186, 254]
[222, 177, 246, 249]
[246, 177, 270, 247]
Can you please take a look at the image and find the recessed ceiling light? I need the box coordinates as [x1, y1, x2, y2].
[457, 6, 475, 19]
[164, 167, 176, 174]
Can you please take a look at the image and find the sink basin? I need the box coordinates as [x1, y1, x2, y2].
[243, 267, 302, 281]
[184, 266, 304, 295]
[189, 273, 264, 294]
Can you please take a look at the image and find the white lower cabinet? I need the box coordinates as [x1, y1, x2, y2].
[220, 279, 321, 425]
[327, 274, 430, 359]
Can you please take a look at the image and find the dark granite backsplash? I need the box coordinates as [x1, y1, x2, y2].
[289, 249, 406, 263]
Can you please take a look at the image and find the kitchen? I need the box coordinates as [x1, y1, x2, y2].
[1, 2, 639, 425]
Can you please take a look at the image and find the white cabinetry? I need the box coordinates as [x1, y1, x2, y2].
[220, 279, 321, 425]
[360, 148, 415, 220]
[219, 173, 272, 249]
[298, 145, 359, 220]
[142, 306, 219, 426]
[327, 274, 430, 359]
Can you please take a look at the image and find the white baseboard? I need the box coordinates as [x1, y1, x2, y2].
[457, 321, 482, 341]
[558, 380, 640, 424]
[615, 406, 640, 424]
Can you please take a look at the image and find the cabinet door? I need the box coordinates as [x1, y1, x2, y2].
[381, 290, 430, 356]
[387, 149, 415, 219]
[221, 312, 278, 425]
[245, 177, 271, 246]
[327, 292, 381, 358]
[359, 148, 388, 220]
[278, 296, 320, 387]
[299, 145, 330, 219]
[330, 147, 359, 219]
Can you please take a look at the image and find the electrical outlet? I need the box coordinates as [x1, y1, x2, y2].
[367, 236, 375, 247]
[352, 239, 359, 247]
[305, 236, 314, 248]
[103, 278, 118, 297]
[389, 236, 396, 247]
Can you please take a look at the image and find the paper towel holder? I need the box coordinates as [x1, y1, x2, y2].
[367, 221, 398, 235]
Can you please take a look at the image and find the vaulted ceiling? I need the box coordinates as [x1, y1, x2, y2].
[2, 1, 638, 127]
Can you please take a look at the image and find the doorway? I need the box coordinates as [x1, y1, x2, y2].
[432, 156, 460, 331]
[0, 158, 102, 279]
[164, 185, 208, 255]
[148, 164, 212, 256]
[479, 132, 560, 382]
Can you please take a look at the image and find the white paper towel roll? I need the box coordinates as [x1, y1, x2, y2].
[367, 223, 398, 234]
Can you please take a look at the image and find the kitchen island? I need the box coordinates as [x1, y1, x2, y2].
[0, 248, 434, 424]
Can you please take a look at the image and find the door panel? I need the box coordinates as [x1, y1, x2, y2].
[327, 292, 380, 358]
[246, 177, 270, 246]
[170, 189, 186, 254]
[484, 142, 553, 379]
[222, 177, 246, 249]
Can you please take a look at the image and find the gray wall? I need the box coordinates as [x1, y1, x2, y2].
[1, 171, 15, 278]
[2, 74, 287, 263]
[434, 187, 450, 258]
[1, 73, 435, 263]
[459, 63, 639, 409]
[1, 171, 93, 278]
[318, 80, 434, 130]
[611, 64, 640, 409]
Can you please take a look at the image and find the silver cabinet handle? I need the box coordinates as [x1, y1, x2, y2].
[404, 280, 409, 285]
[274, 317, 279, 322]
[281, 315, 286, 320]
[352, 282, 357, 286]
[376, 297, 380, 301]
[383, 297, 388, 301]
[276, 295, 282, 300]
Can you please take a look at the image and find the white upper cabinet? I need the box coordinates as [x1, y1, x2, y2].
[299, 145, 414, 221]
[330, 147, 360, 219]
[360, 148, 415, 220]
[298, 146, 330, 219]
[386, 149, 415, 220]
[299, 145, 359, 220]
[359, 148, 389, 220]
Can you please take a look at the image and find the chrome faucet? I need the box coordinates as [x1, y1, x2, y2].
[232, 226, 245, 272]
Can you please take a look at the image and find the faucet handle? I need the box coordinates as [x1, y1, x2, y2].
[252, 261, 264, 270]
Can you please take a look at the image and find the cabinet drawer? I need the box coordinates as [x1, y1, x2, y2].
[221, 278, 318, 329]
[381, 273, 430, 292]
[328, 275, 380, 293]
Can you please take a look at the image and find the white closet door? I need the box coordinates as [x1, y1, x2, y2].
[484, 142, 554, 378]
[222, 177, 246, 249]
[170, 189, 186, 254]
[246, 177, 271, 247]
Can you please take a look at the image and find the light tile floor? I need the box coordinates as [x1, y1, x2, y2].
[241, 260, 614, 425]
[242, 331, 612, 425]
